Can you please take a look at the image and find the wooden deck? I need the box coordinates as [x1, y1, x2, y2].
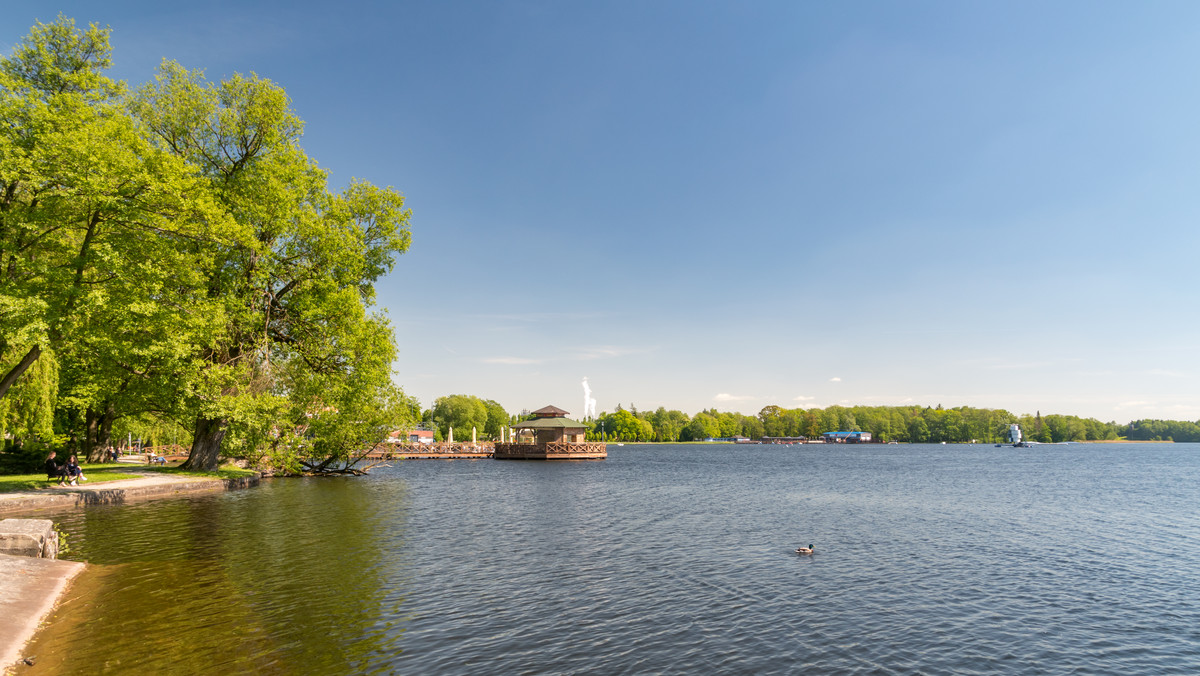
[369, 443, 494, 460]
[493, 441, 607, 460]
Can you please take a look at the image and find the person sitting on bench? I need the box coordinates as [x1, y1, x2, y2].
[45, 451, 67, 487]
[64, 454, 86, 485]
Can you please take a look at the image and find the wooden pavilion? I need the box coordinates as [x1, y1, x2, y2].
[494, 405, 607, 460]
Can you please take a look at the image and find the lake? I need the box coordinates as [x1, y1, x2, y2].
[23, 443, 1200, 674]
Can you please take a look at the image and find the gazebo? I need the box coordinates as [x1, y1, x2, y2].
[494, 405, 606, 460]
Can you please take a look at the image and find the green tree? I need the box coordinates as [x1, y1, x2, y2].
[649, 407, 688, 442]
[758, 405, 786, 437]
[264, 319, 414, 474]
[739, 414, 764, 440]
[600, 409, 651, 441]
[686, 412, 720, 441]
[130, 61, 412, 470]
[0, 346, 58, 449]
[482, 399, 508, 440]
[431, 395, 489, 441]
[0, 17, 222, 413]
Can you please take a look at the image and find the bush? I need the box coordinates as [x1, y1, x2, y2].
[0, 440, 56, 475]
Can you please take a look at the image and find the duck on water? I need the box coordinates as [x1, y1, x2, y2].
[795, 544, 814, 555]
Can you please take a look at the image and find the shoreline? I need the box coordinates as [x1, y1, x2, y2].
[0, 472, 261, 516]
[0, 472, 260, 672]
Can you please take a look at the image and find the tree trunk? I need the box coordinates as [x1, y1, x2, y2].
[0, 345, 42, 400]
[84, 408, 100, 461]
[85, 404, 117, 462]
[181, 415, 227, 471]
[99, 405, 115, 454]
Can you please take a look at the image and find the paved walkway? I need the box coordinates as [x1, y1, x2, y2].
[0, 553, 84, 672]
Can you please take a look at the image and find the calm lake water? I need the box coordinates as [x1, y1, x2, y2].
[23, 443, 1200, 674]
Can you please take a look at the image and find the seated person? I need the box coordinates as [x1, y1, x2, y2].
[64, 454, 85, 485]
[45, 451, 67, 486]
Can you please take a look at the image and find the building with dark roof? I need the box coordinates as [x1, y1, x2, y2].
[495, 405, 606, 460]
[821, 431, 872, 443]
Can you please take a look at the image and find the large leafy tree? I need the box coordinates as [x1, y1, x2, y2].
[481, 399, 509, 440]
[131, 61, 412, 470]
[266, 317, 416, 474]
[1, 17, 226, 460]
[431, 394, 490, 441]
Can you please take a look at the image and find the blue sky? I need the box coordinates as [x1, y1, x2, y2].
[8, 1, 1200, 421]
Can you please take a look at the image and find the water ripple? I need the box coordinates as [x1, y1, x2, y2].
[20, 444, 1200, 674]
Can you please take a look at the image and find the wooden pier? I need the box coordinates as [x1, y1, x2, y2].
[494, 405, 607, 460]
[368, 443, 494, 459]
[493, 441, 607, 460]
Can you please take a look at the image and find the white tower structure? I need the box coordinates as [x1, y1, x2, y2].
[1007, 424, 1022, 445]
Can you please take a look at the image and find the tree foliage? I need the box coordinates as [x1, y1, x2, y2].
[1, 17, 415, 473]
[573, 402, 1151, 446]
[431, 395, 509, 441]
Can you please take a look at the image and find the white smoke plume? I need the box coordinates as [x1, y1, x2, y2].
[582, 377, 598, 420]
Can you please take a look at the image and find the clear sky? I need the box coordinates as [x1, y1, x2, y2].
[8, 1, 1200, 422]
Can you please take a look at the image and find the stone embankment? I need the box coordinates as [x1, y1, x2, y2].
[0, 471, 260, 672]
[0, 471, 260, 516]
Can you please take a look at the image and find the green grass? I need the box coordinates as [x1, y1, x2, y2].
[0, 464, 148, 493]
[138, 465, 259, 480]
[0, 462, 257, 493]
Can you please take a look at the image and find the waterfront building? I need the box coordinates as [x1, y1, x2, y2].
[821, 431, 872, 443]
[494, 405, 607, 460]
[388, 426, 435, 445]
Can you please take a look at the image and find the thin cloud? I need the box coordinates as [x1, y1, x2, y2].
[1114, 400, 1155, 409]
[569, 345, 652, 361]
[984, 360, 1056, 371]
[714, 393, 756, 402]
[471, 312, 608, 324]
[1145, 369, 1185, 378]
[829, 377, 842, 382]
[481, 356, 543, 365]
[793, 395, 815, 402]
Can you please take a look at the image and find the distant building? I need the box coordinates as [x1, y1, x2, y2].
[822, 431, 872, 443]
[495, 405, 606, 460]
[388, 426, 435, 445]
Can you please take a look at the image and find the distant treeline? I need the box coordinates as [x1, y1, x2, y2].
[308, 393, 1198, 445]
[582, 404, 1200, 444]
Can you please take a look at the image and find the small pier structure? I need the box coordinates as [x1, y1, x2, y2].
[494, 405, 607, 460]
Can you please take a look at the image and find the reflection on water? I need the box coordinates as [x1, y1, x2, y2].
[26, 478, 410, 674]
[19, 445, 1200, 674]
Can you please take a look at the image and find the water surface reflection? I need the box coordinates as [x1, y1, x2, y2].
[26, 477, 410, 674]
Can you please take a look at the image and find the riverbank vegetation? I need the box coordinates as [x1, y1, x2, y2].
[0, 17, 415, 474]
[417, 396, 1198, 445]
[582, 405, 1200, 444]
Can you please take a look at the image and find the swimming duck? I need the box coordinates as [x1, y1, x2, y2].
[795, 544, 814, 555]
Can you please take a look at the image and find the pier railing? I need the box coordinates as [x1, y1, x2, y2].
[370, 442, 495, 457]
[495, 442, 607, 456]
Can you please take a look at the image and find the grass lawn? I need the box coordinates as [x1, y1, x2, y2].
[0, 463, 258, 493]
[139, 465, 259, 480]
[0, 464, 148, 493]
